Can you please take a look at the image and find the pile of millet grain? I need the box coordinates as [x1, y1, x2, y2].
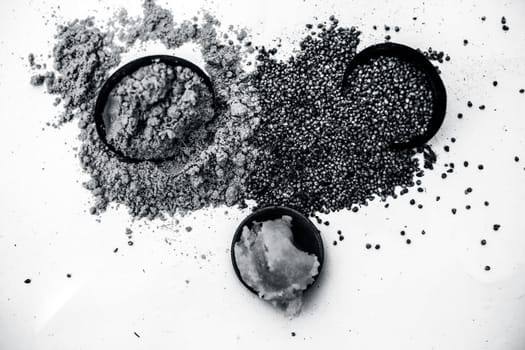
[246, 19, 434, 215]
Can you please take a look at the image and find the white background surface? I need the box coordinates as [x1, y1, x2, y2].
[1, 0, 525, 349]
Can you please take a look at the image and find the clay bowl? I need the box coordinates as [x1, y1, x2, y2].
[93, 55, 216, 163]
[231, 206, 324, 295]
[342, 42, 447, 150]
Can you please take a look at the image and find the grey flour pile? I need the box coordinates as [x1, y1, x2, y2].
[103, 61, 214, 160]
[32, 0, 259, 218]
[31, 0, 438, 218]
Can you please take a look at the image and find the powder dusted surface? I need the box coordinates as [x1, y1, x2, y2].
[234, 216, 320, 316]
[45, 18, 123, 125]
[34, 1, 260, 218]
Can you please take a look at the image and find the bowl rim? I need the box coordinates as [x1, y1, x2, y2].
[93, 54, 217, 163]
[231, 206, 324, 296]
[341, 42, 447, 150]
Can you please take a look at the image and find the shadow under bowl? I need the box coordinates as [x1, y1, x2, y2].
[231, 206, 324, 296]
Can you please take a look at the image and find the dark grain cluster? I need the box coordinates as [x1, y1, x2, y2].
[246, 18, 434, 214]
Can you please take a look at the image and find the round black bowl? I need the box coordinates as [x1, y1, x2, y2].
[93, 55, 216, 163]
[231, 206, 324, 296]
[342, 42, 447, 150]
